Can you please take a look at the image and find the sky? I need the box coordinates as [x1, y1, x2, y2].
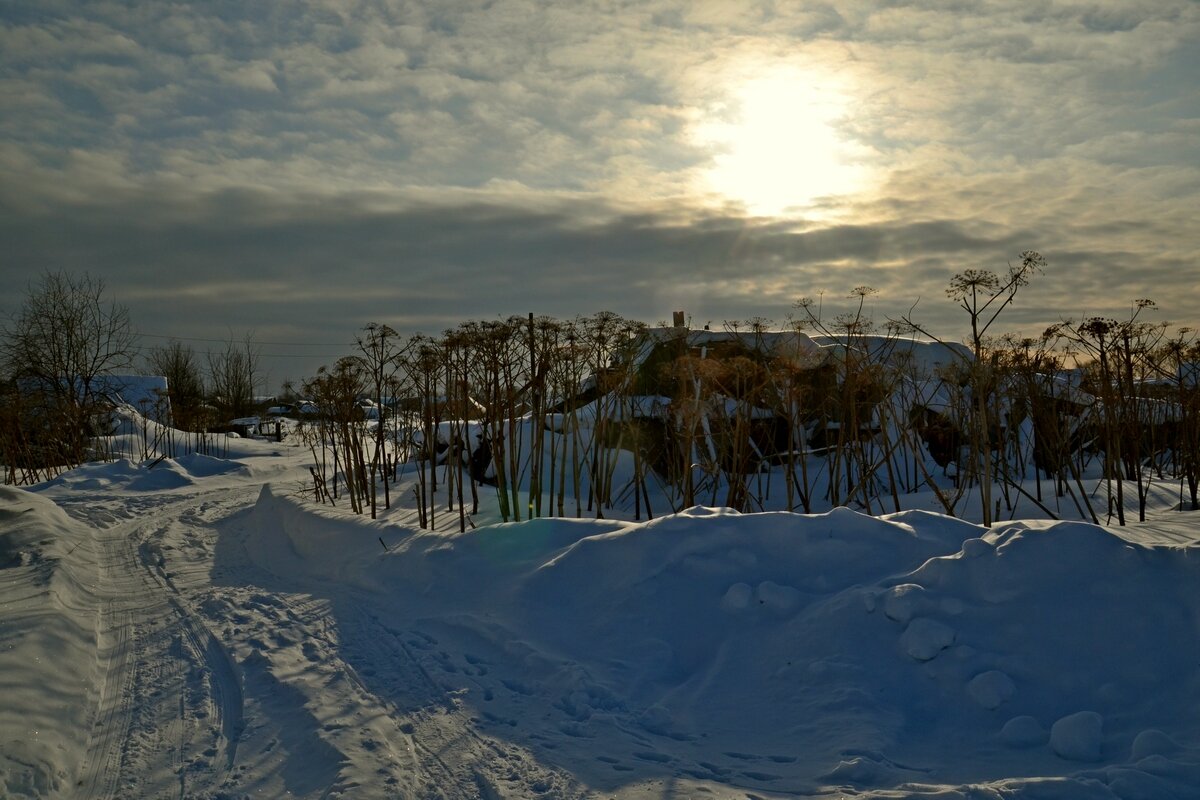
[2, 0, 1198, 390]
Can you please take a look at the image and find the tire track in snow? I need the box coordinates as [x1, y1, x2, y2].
[66, 477, 585, 798]
[162, 592, 244, 775]
[64, 490, 250, 798]
[72, 493, 162, 799]
[135, 493, 249, 793]
[78, 604, 135, 800]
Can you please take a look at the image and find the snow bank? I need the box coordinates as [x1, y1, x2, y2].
[239, 492, 1200, 796]
[0, 487, 97, 796]
[8, 446, 1200, 798]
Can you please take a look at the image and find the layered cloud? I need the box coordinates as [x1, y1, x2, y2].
[1, 0, 1196, 383]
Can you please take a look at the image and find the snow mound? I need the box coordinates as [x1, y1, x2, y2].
[0, 487, 96, 797]
[36, 458, 195, 491]
[237, 493, 1200, 795]
[7, 459, 1200, 799]
[34, 454, 260, 494]
[174, 452, 248, 478]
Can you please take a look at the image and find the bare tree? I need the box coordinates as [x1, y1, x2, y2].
[207, 333, 260, 419]
[303, 358, 370, 514]
[145, 339, 206, 430]
[1, 271, 137, 466]
[355, 323, 401, 519]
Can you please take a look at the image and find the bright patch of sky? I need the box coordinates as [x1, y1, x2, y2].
[688, 59, 877, 216]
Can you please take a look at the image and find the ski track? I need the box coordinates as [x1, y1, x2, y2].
[52, 479, 590, 799]
[78, 602, 134, 800]
[59, 489, 250, 799]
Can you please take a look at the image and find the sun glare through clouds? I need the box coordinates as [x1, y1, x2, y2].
[692, 65, 874, 218]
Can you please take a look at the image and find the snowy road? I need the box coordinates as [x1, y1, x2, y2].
[57, 489, 247, 798]
[43, 468, 584, 799]
[5, 450, 1200, 799]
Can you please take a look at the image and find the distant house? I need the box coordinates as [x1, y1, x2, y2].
[806, 334, 972, 379]
[546, 322, 979, 477]
[17, 374, 171, 422]
[91, 375, 172, 422]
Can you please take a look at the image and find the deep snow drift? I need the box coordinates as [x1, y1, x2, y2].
[2, 442, 1200, 798]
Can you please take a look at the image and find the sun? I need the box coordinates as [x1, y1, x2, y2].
[692, 65, 873, 217]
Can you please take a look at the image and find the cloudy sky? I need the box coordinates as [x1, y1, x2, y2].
[2, 0, 1197, 387]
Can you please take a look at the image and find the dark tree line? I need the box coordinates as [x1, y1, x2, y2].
[5, 263, 1199, 530]
[0, 271, 264, 480]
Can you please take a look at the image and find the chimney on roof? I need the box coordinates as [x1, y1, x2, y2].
[672, 311, 686, 328]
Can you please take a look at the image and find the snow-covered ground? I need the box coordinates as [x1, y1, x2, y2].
[3, 431, 1200, 798]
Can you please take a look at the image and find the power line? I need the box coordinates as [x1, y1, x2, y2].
[132, 350, 341, 360]
[137, 331, 353, 348]
[129, 344, 350, 360]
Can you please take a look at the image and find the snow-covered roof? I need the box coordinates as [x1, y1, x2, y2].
[93, 375, 170, 409]
[808, 334, 973, 377]
[17, 374, 171, 421]
[623, 326, 827, 370]
[1027, 372, 1095, 407]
